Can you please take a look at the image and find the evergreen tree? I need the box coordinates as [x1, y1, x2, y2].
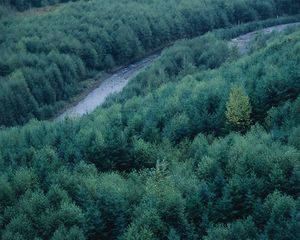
[226, 85, 252, 132]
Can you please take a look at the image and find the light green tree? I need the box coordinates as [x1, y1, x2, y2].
[226, 85, 252, 132]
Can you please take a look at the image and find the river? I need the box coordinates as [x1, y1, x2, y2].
[57, 53, 160, 119]
[57, 22, 299, 120]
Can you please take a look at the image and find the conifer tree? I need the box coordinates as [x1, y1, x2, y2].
[226, 85, 252, 132]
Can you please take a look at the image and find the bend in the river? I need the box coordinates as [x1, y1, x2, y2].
[57, 22, 300, 120]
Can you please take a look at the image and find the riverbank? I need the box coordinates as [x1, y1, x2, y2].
[57, 20, 300, 120]
[56, 53, 160, 119]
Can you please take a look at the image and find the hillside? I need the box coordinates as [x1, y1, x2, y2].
[1, 0, 300, 239]
[1, 0, 300, 126]
[0, 21, 299, 239]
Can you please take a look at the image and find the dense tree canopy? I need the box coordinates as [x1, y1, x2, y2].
[0, 23, 299, 239]
[0, 0, 300, 126]
[0, 0, 77, 11]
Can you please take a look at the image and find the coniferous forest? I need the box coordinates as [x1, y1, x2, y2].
[1, 0, 300, 126]
[0, 0, 300, 239]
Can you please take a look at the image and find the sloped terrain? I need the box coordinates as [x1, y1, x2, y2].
[0, 25, 299, 239]
[1, 0, 299, 126]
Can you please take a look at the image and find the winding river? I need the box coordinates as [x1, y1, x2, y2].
[58, 22, 299, 120]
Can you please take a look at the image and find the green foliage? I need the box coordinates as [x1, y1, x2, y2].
[226, 85, 252, 132]
[123, 226, 156, 240]
[0, 12, 300, 240]
[1, 0, 300, 126]
[2, 0, 76, 11]
[204, 218, 258, 240]
[51, 226, 86, 240]
[0, 71, 39, 126]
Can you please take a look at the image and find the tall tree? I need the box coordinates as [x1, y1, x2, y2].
[226, 85, 252, 132]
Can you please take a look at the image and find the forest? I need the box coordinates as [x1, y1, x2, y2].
[0, 0, 300, 239]
[0, 17, 300, 240]
[1, 0, 75, 11]
[1, 0, 300, 126]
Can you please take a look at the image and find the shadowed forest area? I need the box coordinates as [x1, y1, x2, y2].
[0, 0, 300, 239]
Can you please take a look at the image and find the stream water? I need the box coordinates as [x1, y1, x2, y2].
[58, 22, 299, 120]
[57, 53, 160, 119]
